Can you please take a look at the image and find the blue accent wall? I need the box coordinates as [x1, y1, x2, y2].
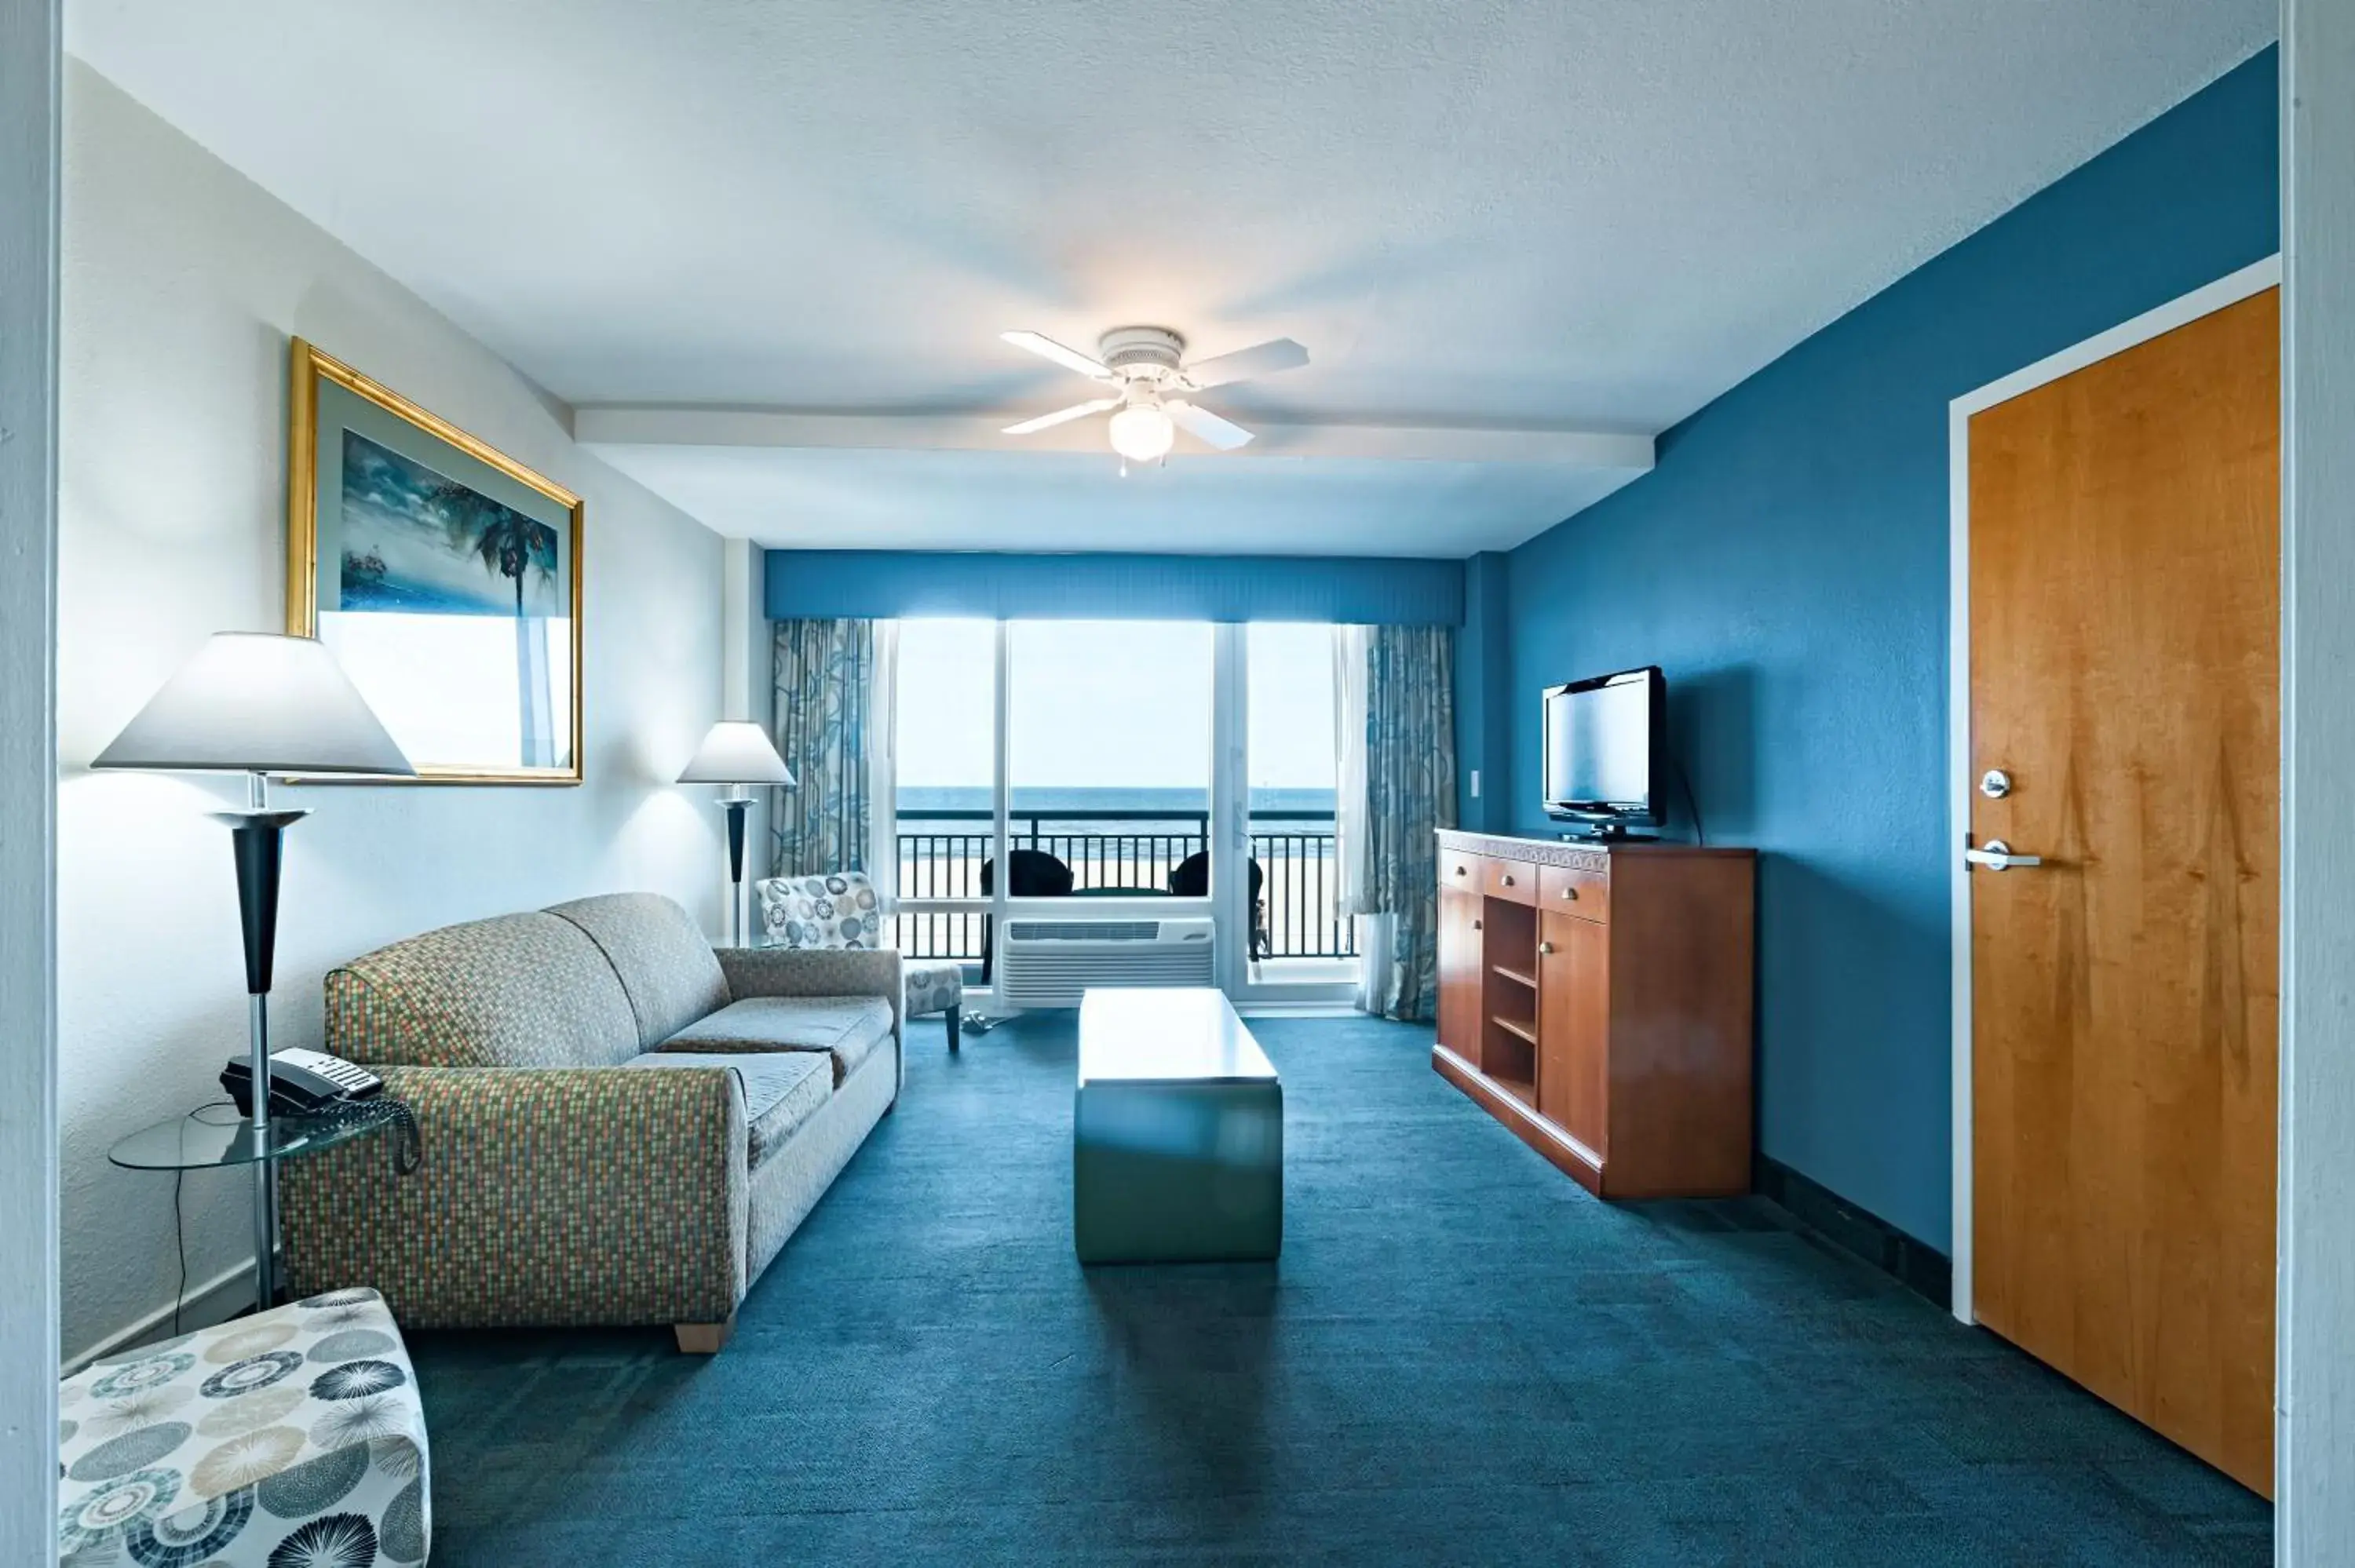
[1455, 552, 1514, 830]
[1502, 51, 2279, 1252]
[766, 549, 1463, 625]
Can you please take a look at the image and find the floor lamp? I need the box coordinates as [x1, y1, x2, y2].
[93, 633, 414, 1307]
[679, 721, 795, 947]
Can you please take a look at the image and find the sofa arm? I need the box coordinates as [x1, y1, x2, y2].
[718, 946, 905, 1045]
[279, 1065, 748, 1329]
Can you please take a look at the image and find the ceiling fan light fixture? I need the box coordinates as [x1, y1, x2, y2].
[1106, 402, 1175, 463]
[1001, 324, 1305, 463]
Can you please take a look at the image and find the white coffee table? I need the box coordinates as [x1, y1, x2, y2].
[1073, 986, 1283, 1264]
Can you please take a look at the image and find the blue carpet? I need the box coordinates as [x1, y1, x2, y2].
[408, 1012, 2270, 1565]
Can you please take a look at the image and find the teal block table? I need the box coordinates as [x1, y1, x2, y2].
[1074, 987, 1283, 1264]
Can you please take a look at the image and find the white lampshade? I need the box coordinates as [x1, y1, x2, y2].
[91, 633, 415, 777]
[677, 721, 795, 786]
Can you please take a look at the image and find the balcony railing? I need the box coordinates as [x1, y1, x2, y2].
[893, 808, 1357, 965]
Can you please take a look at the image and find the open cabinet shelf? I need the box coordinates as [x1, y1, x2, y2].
[1489, 1014, 1537, 1046]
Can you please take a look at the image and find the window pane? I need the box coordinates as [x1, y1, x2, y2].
[1248, 622, 1350, 961]
[894, 618, 995, 959]
[1008, 620, 1211, 895]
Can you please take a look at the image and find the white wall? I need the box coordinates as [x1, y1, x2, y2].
[721, 537, 772, 936]
[1, 0, 61, 1555]
[56, 60, 728, 1362]
[2279, 2, 2355, 1555]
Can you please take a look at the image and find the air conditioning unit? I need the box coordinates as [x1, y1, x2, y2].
[995, 917, 1215, 1009]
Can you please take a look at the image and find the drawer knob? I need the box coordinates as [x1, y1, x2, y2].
[1539, 941, 1555, 956]
[1453, 866, 1467, 876]
[1472, 920, 1482, 932]
[1501, 874, 1516, 887]
[1562, 887, 1578, 900]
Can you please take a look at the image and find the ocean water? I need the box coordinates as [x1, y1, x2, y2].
[896, 786, 1335, 818]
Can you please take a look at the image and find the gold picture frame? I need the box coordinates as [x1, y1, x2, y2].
[287, 338, 584, 784]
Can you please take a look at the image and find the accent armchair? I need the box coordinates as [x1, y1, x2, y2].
[758, 870, 967, 1050]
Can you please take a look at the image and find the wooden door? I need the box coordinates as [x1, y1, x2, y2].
[1969, 287, 2278, 1494]
[1536, 910, 1608, 1156]
[1436, 886, 1484, 1062]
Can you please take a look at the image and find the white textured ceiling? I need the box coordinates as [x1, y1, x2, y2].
[70, 0, 2270, 555]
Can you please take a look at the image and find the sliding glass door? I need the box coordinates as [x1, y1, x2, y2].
[1007, 620, 1214, 896]
[1243, 622, 1356, 988]
[893, 618, 995, 964]
[893, 616, 1352, 1006]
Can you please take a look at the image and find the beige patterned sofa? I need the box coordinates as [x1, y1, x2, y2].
[279, 892, 900, 1353]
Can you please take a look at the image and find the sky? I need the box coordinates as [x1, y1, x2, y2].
[896, 619, 1338, 793]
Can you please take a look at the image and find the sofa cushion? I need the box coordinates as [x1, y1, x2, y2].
[546, 892, 732, 1049]
[620, 1050, 831, 1169]
[326, 911, 641, 1068]
[659, 995, 893, 1086]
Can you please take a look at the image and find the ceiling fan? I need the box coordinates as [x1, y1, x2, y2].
[999, 326, 1309, 468]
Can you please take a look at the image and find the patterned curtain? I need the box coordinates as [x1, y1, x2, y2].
[771, 618, 878, 878]
[1363, 624, 1458, 1021]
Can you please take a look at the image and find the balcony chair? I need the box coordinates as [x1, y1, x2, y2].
[1168, 851, 1269, 961]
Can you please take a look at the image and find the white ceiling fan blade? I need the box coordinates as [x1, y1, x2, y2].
[1001, 397, 1120, 436]
[1181, 337, 1309, 389]
[1001, 330, 1114, 381]
[1165, 399, 1254, 451]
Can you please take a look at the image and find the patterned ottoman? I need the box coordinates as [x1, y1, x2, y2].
[904, 957, 966, 1052]
[758, 870, 967, 1051]
[58, 1287, 429, 1566]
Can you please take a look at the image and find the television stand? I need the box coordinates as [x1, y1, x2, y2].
[1433, 830, 1755, 1198]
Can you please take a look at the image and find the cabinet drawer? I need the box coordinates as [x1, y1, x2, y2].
[1483, 859, 1537, 906]
[1440, 847, 1485, 891]
[1539, 863, 1609, 922]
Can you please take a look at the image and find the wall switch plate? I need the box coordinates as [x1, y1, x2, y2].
[1470, 769, 1481, 798]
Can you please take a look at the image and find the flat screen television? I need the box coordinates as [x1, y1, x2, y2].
[1541, 666, 1664, 832]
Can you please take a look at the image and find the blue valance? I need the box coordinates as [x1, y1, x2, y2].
[763, 550, 1464, 625]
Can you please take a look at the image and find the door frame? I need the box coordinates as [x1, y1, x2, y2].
[1944, 253, 2282, 1326]
[0, 0, 60, 1553]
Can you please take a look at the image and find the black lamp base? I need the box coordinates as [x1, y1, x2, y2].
[210, 806, 306, 1307]
[721, 797, 752, 946]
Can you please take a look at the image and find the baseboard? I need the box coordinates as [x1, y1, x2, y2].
[1753, 1154, 1952, 1310]
[63, 1260, 252, 1377]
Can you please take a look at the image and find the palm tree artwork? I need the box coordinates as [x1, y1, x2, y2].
[433, 479, 558, 616]
[335, 428, 572, 771]
[419, 477, 562, 767]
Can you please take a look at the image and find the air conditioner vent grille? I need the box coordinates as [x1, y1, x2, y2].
[996, 917, 1215, 1008]
[1005, 921, 1161, 943]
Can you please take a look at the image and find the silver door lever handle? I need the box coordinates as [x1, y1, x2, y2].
[1964, 840, 2042, 871]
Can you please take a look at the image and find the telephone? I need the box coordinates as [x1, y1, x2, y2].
[221, 1048, 385, 1118]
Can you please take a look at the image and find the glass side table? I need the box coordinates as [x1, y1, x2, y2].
[109, 1100, 403, 1307]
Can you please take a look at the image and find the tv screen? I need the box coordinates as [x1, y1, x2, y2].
[1542, 667, 1663, 824]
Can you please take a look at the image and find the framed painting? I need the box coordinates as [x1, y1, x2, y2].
[286, 338, 583, 783]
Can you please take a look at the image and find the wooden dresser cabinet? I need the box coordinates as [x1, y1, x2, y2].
[1433, 830, 1756, 1198]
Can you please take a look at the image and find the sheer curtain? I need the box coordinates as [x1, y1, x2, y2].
[1333, 625, 1390, 1010]
[1335, 623, 1456, 1020]
[771, 618, 883, 880]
